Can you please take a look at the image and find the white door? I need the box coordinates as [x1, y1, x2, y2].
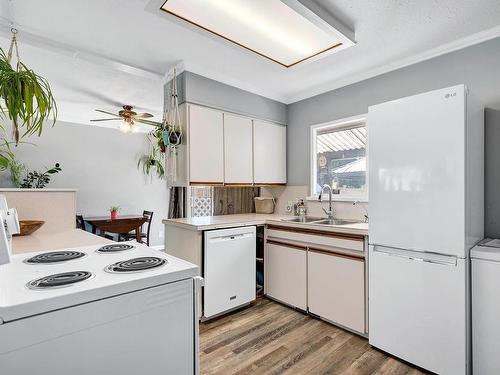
[253, 121, 286, 184]
[189, 105, 224, 184]
[224, 113, 253, 184]
[204, 227, 256, 318]
[308, 250, 365, 333]
[265, 240, 306, 310]
[369, 245, 467, 375]
[368, 85, 466, 257]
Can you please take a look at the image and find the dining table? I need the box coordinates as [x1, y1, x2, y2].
[84, 215, 148, 242]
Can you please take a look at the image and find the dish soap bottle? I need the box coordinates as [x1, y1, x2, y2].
[296, 199, 307, 217]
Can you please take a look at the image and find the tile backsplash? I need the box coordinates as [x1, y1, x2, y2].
[260, 185, 368, 222]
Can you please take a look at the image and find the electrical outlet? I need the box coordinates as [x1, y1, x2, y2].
[285, 201, 293, 214]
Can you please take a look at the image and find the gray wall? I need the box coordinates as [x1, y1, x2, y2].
[178, 71, 287, 124]
[287, 36, 500, 238]
[2, 122, 167, 246]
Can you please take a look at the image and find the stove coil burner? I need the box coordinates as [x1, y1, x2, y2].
[27, 271, 93, 290]
[25, 251, 86, 264]
[97, 244, 135, 253]
[105, 257, 167, 273]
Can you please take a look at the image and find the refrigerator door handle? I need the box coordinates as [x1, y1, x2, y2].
[372, 245, 457, 266]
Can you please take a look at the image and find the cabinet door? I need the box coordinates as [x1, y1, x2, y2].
[253, 121, 286, 184]
[265, 240, 306, 310]
[224, 113, 253, 184]
[308, 250, 365, 333]
[189, 105, 224, 184]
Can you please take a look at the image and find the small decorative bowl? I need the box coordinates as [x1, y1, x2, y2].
[15, 220, 45, 236]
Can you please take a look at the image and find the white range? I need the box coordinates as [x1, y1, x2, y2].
[0, 242, 201, 375]
[368, 85, 483, 375]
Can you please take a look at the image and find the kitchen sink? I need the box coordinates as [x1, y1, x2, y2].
[313, 219, 362, 226]
[281, 217, 363, 225]
[281, 216, 323, 223]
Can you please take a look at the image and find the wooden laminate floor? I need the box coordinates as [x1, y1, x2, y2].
[200, 298, 427, 375]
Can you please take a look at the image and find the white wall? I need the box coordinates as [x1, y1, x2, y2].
[0, 121, 168, 246]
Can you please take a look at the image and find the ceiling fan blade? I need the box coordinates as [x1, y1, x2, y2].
[90, 118, 122, 122]
[95, 109, 120, 117]
[136, 118, 162, 127]
[132, 113, 154, 119]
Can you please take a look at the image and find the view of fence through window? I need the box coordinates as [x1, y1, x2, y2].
[314, 121, 367, 197]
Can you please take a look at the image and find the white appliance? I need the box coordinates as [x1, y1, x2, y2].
[204, 226, 256, 318]
[0, 194, 20, 265]
[0, 242, 201, 375]
[368, 85, 483, 375]
[471, 239, 500, 375]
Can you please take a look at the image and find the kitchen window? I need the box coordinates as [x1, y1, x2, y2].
[310, 115, 367, 201]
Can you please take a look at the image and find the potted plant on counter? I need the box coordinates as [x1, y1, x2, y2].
[110, 206, 120, 220]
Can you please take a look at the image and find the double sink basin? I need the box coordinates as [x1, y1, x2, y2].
[281, 216, 362, 226]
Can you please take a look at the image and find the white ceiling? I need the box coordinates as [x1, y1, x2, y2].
[1, 0, 500, 106]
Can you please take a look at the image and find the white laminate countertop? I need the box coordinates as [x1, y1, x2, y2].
[163, 214, 368, 236]
[12, 229, 112, 254]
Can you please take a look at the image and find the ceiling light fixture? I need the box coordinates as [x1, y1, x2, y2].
[160, 0, 355, 68]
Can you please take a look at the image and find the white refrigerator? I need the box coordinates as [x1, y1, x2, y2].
[368, 85, 483, 375]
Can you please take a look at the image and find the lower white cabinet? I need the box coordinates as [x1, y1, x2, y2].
[308, 249, 365, 333]
[265, 226, 366, 334]
[265, 240, 307, 310]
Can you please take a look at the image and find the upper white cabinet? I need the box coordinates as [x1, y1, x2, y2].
[223, 114, 253, 184]
[253, 120, 286, 184]
[188, 105, 224, 184]
[172, 104, 286, 186]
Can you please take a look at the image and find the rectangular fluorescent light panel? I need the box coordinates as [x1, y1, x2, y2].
[161, 0, 354, 67]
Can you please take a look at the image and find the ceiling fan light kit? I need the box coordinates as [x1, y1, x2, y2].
[91, 105, 156, 133]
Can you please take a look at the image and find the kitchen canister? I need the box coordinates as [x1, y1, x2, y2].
[254, 197, 276, 214]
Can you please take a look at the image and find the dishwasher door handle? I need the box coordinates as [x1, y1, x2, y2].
[208, 233, 254, 242]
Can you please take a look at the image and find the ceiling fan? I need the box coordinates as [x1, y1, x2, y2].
[91, 105, 161, 133]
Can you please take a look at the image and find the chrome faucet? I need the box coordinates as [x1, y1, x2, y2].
[318, 184, 334, 220]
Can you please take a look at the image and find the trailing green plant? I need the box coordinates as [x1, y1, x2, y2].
[0, 139, 16, 171]
[138, 137, 165, 179]
[20, 162, 61, 188]
[0, 43, 57, 144]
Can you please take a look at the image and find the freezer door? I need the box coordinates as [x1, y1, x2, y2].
[369, 245, 468, 375]
[368, 85, 466, 257]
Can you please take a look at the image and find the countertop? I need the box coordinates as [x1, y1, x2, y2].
[12, 229, 112, 254]
[163, 214, 368, 236]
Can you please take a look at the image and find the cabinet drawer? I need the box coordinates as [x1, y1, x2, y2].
[308, 249, 365, 333]
[267, 225, 364, 252]
[265, 240, 306, 310]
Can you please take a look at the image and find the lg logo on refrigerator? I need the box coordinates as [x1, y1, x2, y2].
[445, 92, 457, 99]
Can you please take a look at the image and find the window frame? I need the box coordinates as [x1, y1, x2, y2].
[308, 114, 368, 202]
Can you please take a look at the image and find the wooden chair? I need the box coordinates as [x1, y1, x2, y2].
[76, 215, 85, 229]
[78, 214, 115, 240]
[121, 211, 153, 246]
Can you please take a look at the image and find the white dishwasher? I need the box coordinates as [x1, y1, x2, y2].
[204, 226, 256, 318]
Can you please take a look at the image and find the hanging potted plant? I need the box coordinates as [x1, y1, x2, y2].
[0, 29, 57, 144]
[137, 141, 165, 179]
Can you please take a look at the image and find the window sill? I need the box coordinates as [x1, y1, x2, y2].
[306, 195, 368, 203]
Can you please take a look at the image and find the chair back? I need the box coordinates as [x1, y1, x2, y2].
[76, 215, 85, 230]
[142, 210, 154, 246]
